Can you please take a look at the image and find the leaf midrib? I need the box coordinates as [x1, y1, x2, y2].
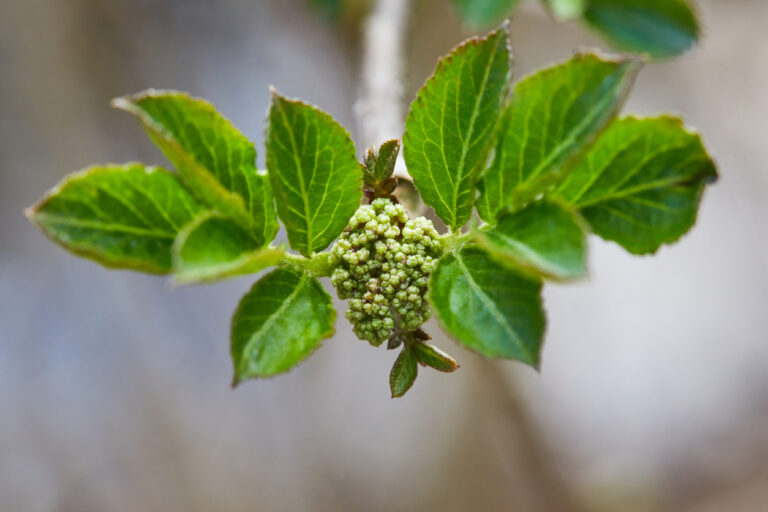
[273, 99, 314, 254]
[454, 250, 533, 361]
[35, 213, 175, 239]
[240, 272, 307, 376]
[525, 65, 631, 183]
[486, 230, 567, 276]
[449, 35, 503, 228]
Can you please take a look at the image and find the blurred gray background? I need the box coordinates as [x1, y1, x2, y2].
[1, 0, 767, 510]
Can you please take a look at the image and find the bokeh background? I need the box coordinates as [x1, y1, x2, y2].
[2, 0, 767, 510]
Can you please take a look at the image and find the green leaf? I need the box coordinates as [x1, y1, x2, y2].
[26, 163, 204, 274]
[476, 53, 641, 222]
[404, 25, 512, 230]
[584, 0, 700, 59]
[429, 246, 545, 367]
[555, 116, 717, 254]
[172, 212, 285, 285]
[231, 268, 336, 384]
[390, 347, 418, 398]
[543, 0, 586, 20]
[475, 201, 587, 280]
[112, 90, 278, 239]
[413, 343, 460, 372]
[363, 139, 400, 199]
[364, 139, 400, 183]
[451, 0, 521, 27]
[266, 91, 363, 257]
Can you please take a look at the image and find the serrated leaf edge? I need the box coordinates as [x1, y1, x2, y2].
[25, 162, 188, 274]
[111, 90, 253, 227]
[230, 269, 336, 385]
[403, 22, 513, 230]
[427, 247, 546, 369]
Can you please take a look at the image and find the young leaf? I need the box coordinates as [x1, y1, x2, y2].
[476, 53, 641, 222]
[231, 268, 335, 384]
[475, 201, 587, 280]
[555, 116, 717, 255]
[113, 90, 277, 236]
[172, 212, 285, 285]
[390, 347, 418, 398]
[363, 139, 400, 200]
[364, 139, 400, 183]
[543, 0, 586, 21]
[404, 25, 512, 231]
[429, 246, 545, 367]
[412, 343, 459, 372]
[26, 163, 203, 274]
[451, 0, 521, 27]
[266, 91, 362, 257]
[584, 0, 700, 59]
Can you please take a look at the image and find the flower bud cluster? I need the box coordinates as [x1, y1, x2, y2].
[330, 198, 441, 345]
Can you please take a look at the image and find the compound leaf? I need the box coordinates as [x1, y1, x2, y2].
[584, 0, 700, 59]
[451, 0, 521, 27]
[404, 25, 512, 230]
[231, 268, 335, 384]
[26, 163, 203, 274]
[476, 52, 641, 222]
[113, 90, 277, 239]
[267, 91, 362, 257]
[475, 201, 587, 280]
[555, 116, 717, 254]
[429, 246, 545, 367]
[172, 212, 285, 285]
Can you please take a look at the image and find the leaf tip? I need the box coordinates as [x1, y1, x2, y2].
[109, 95, 131, 111]
[23, 204, 37, 222]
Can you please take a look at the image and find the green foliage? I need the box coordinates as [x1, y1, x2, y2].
[390, 346, 419, 398]
[474, 201, 587, 280]
[404, 25, 511, 231]
[555, 116, 717, 254]
[173, 213, 285, 285]
[363, 139, 400, 200]
[429, 246, 546, 366]
[113, 91, 278, 240]
[476, 53, 641, 222]
[27, 25, 717, 397]
[231, 268, 335, 384]
[413, 343, 460, 372]
[584, 0, 700, 58]
[27, 163, 204, 273]
[267, 90, 363, 257]
[451, 0, 520, 27]
[453, 0, 700, 58]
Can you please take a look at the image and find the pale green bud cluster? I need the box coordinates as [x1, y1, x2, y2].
[330, 198, 441, 346]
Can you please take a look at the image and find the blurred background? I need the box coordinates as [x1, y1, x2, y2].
[1, 0, 767, 510]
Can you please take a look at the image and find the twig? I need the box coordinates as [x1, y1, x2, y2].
[355, 0, 410, 179]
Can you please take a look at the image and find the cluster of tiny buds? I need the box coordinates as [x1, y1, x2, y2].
[330, 198, 441, 346]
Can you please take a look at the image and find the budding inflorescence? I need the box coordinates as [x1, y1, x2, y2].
[330, 198, 441, 346]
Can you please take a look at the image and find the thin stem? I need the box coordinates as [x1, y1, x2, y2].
[280, 252, 334, 277]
